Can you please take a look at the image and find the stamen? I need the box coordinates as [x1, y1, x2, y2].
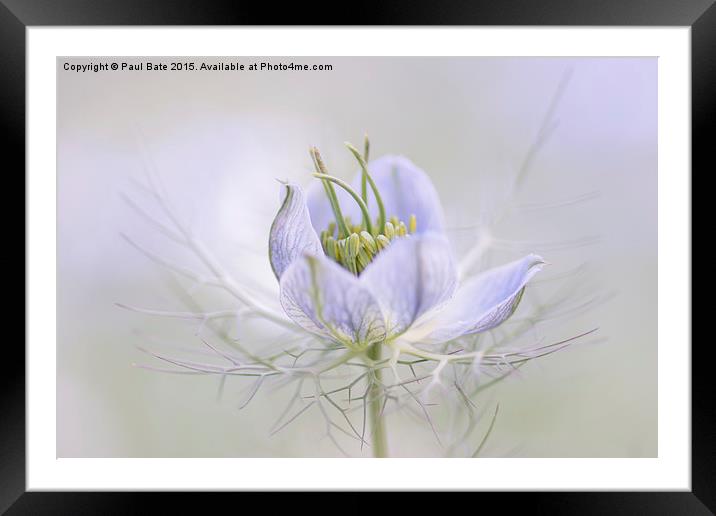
[356, 248, 372, 272]
[321, 215, 417, 274]
[346, 233, 360, 275]
[347, 233, 360, 257]
[359, 231, 377, 254]
[376, 235, 390, 251]
[326, 236, 338, 260]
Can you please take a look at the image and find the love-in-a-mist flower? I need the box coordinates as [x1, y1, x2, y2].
[269, 140, 545, 352]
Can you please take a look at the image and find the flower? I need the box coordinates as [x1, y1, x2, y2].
[268, 143, 545, 352]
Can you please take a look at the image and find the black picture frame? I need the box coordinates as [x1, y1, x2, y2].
[5, 0, 708, 512]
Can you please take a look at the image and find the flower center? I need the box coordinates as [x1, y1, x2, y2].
[310, 137, 417, 275]
[319, 214, 417, 274]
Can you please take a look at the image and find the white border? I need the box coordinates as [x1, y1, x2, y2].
[28, 27, 690, 490]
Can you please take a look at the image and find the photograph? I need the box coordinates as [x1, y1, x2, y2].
[56, 56, 656, 459]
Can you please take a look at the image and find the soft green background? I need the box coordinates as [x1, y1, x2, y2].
[57, 57, 656, 457]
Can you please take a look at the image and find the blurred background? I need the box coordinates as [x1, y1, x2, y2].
[57, 56, 656, 457]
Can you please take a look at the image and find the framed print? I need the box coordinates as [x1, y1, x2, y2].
[6, 0, 709, 511]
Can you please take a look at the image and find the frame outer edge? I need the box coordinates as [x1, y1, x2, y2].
[0, 0, 27, 514]
[691, 2, 716, 513]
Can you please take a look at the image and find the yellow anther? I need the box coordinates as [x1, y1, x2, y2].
[409, 214, 417, 234]
[384, 222, 395, 240]
[339, 235, 358, 274]
[356, 248, 372, 271]
[376, 234, 391, 250]
[347, 233, 361, 258]
[326, 237, 338, 260]
[347, 257, 358, 275]
[359, 231, 377, 254]
[390, 216, 399, 227]
[397, 221, 407, 237]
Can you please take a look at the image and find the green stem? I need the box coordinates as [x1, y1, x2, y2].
[367, 342, 388, 458]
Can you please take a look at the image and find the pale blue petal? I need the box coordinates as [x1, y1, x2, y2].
[351, 155, 445, 233]
[279, 253, 386, 348]
[407, 254, 545, 344]
[305, 178, 333, 234]
[360, 233, 457, 337]
[268, 183, 323, 280]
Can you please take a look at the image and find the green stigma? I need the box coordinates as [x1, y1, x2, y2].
[311, 137, 417, 275]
